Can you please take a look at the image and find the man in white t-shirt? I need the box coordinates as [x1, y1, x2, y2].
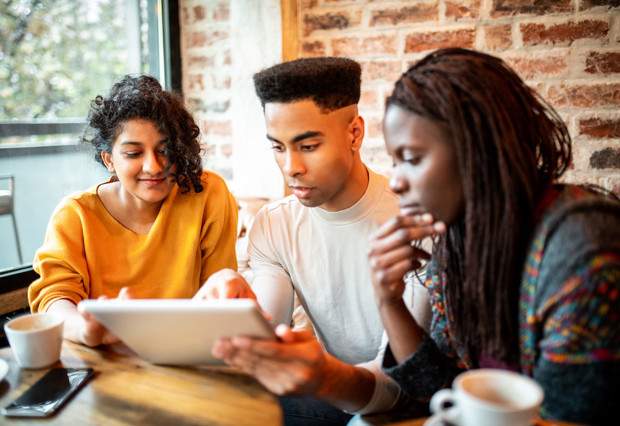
[195, 57, 431, 424]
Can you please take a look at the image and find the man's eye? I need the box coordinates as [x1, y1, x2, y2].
[270, 145, 284, 152]
[300, 144, 317, 152]
[124, 152, 140, 158]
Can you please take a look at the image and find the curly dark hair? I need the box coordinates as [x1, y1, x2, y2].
[81, 75, 204, 193]
[253, 56, 361, 112]
[387, 48, 572, 364]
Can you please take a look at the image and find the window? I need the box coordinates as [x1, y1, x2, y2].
[0, 0, 180, 271]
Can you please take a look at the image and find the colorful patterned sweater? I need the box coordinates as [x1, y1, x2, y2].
[382, 186, 620, 425]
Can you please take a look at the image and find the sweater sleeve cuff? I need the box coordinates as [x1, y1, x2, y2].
[345, 360, 401, 415]
[382, 334, 458, 400]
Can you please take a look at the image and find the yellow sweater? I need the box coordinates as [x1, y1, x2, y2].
[29, 171, 238, 312]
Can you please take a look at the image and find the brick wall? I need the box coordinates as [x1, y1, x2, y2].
[180, 0, 234, 180]
[181, 0, 620, 194]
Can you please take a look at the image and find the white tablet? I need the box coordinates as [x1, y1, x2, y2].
[78, 298, 275, 366]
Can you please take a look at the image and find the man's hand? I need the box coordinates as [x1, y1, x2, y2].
[213, 324, 329, 396]
[194, 269, 257, 300]
[212, 324, 375, 411]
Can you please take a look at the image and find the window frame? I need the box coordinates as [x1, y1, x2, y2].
[0, 0, 181, 288]
[0, 0, 181, 142]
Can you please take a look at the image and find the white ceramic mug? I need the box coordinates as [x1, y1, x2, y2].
[429, 369, 544, 426]
[4, 313, 64, 369]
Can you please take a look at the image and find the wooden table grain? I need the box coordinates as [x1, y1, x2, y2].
[0, 341, 283, 425]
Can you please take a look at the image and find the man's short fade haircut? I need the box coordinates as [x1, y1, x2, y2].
[253, 56, 361, 113]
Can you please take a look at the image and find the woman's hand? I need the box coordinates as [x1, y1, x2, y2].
[49, 287, 135, 347]
[368, 213, 445, 363]
[76, 287, 135, 346]
[368, 213, 445, 306]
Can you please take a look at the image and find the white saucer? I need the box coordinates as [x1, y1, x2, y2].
[0, 358, 8, 382]
[424, 413, 455, 426]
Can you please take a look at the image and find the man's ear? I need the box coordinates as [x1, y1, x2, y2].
[350, 115, 365, 152]
[101, 151, 115, 173]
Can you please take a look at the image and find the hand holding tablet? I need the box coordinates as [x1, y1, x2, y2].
[78, 299, 275, 365]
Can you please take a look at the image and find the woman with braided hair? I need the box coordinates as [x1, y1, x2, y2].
[368, 48, 620, 423]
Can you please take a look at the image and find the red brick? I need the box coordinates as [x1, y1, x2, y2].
[359, 88, 381, 110]
[332, 34, 398, 56]
[580, 0, 620, 10]
[579, 117, 620, 138]
[547, 83, 620, 108]
[521, 20, 609, 47]
[361, 60, 402, 82]
[221, 143, 233, 157]
[404, 29, 475, 53]
[590, 147, 620, 169]
[445, 0, 481, 21]
[193, 5, 206, 22]
[188, 74, 205, 91]
[370, 4, 438, 27]
[188, 55, 215, 68]
[505, 55, 568, 80]
[301, 41, 326, 56]
[301, 0, 318, 8]
[482, 24, 512, 50]
[491, 0, 571, 17]
[189, 30, 229, 48]
[204, 144, 216, 157]
[203, 120, 232, 136]
[303, 10, 362, 36]
[181, 7, 190, 26]
[213, 2, 230, 21]
[585, 51, 620, 75]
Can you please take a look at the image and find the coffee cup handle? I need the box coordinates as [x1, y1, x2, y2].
[430, 389, 459, 424]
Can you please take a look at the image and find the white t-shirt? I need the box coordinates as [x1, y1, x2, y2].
[247, 167, 432, 413]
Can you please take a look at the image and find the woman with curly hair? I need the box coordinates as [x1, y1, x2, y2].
[368, 48, 620, 423]
[29, 75, 238, 347]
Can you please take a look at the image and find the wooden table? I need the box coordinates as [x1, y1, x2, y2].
[0, 341, 283, 425]
[351, 410, 586, 426]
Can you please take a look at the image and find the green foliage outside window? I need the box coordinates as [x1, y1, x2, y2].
[0, 0, 143, 120]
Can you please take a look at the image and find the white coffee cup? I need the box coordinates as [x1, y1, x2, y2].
[4, 313, 64, 369]
[429, 369, 544, 426]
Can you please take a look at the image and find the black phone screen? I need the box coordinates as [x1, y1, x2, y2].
[1, 367, 95, 417]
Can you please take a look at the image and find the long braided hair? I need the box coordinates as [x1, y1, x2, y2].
[386, 48, 572, 363]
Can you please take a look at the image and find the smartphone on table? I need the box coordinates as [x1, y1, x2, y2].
[1, 367, 95, 417]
